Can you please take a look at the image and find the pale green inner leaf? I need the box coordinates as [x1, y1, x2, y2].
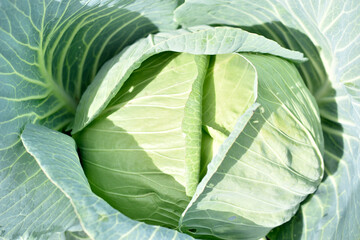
[75, 52, 207, 228]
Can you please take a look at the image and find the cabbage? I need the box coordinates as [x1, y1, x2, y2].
[1, 1, 358, 239]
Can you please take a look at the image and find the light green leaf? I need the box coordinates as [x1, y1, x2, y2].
[179, 54, 323, 240]
[72, 25, 307, 133]
[175, 1, 360, 239]
[21, 123, 193, 240]
[201, 53, 258, 178]
[0, 0, 179, 237]
[75, 52, 208, 228]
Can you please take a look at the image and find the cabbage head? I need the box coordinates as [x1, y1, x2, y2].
[72, 27, 324, 239]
